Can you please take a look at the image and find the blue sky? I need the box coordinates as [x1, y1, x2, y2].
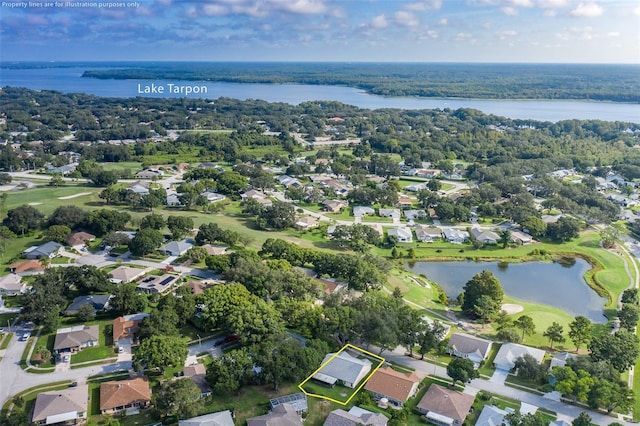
[0, 0, 638, 63]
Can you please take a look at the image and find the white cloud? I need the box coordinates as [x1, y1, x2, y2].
[536, 0, 567, 8]
[634, 6, 640, 17]
[497, 29, 518, 39]
[570, 2, 604, 17]
[406, 0, 443, 11]
[427, 29, 439, 38]
[438, 18, 448, 26]
[607, 32, 620, 37]
[454, 32, 472, 41]
[203, 4, 228, 16]
[543, 9, 557, 16]
[278, 0, 327, 15]
[371, 14, 388, 29]
[395, 10, 420, 27]
[510, 0, 532, 7]
[502, 6, 519, 15]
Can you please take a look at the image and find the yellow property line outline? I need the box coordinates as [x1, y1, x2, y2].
[298, 343, 386, 405]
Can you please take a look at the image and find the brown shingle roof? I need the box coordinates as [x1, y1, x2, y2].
[65, 231, 96, 247]
[32, 385, 88, 423]
[10, 259, 44, 274]
[364, 367, 420, 403]
[100, 377, 151, 411]
[112, 314, 148, 342]
[416, 384, 474, 424]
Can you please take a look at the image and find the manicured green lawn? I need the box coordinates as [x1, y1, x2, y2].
[99, 161, 143, 172]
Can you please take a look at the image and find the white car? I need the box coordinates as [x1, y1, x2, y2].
[63, 355, 70, 362]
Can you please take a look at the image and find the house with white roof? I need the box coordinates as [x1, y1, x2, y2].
[353, 206, 375, 218]
[442, 228, 469, 244]
[494, 343, 546, 372]
[313, 351, 372, 388]
[414, 225, 442, 242]
[475, 405, 513, 426]
[0, 274, 26, 295]
[388, 226, 413, 243]
[159, 240, 194, 257]
[379, 208, 401, 219]
[470, 227, 500, 244]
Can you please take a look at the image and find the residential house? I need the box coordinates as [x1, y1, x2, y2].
[270, 393, 308, 415]
[108, 266, 147, 284]
[166, 191, 181, 206]
[136, 274, 178, 294]
[47, 163, 78, 175]
[240, 189, 267, 201]
[183, 280, 215, 295]
[414, 225, 442, 242]
[246, 403, 302, 426]
[183, 363, 212, 398]
[379, 208, 401, 219]
[99, 377, 151, 415]
[200, 191, 226, 203]
[179, 411, 235, 426]
[9, 259, 45, 276]
[549, 352, 575, 370]
[510, 230, 534, 245]
[315, 277, 347, 296]
[442, 228, 469, 244]
[23, 241, 62, 259]
[277, 175, 302, 188]
[404, 182, 428, 192]
[322, 199, 348, 213]
[324, 407, 388, 426]
[388, 226, 413, 243]
[474, 405, 513, 426]
[135, 168, 164, 179]
[405, 209, 427, 221]
[364, 367, 421, 407]
[313, 351, 372, 388]
[159, 240, 194, 257]
[494, 343, 546, 372]
[416, 384, 475, 426]
[295, 216, 319, 230]
[353, 206, 375, 218]
[446, 333, 492, 368]
[366, 223, 384, 237]
[128, 181, 150, 195]
[470, 228, 500, 244]
[53, 325, 100, 354]
[32, 384, 88, 425]
[201, 244, 228, 256]
[0, 274, 26, 295]
[397, 197, 413, 208]
[64, 294, 113, 316]
[65, 231, 96, 250]
[113, 313, 149, 346]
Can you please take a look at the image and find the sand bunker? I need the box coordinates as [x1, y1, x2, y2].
[58, 192, 92, 200]
[501, 303, 524, 314]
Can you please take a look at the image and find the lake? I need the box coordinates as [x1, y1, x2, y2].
[406, 259, 608, 323]
[1, 67, 638, 123]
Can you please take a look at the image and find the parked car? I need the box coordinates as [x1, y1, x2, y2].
[21, 333, 30, 341]
[63, 355, 70, 362]
[118, 346, 124, 353]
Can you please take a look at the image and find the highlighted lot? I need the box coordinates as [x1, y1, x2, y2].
[298, 343, 385, 405]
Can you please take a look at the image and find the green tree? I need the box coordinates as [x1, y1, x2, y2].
[473, 294, 499, 324]
[546, 216, 581, 242]
[42, 224, 71, 243]
[497, 327, 522, 343]
[588, 331, 639, 372]
[76, 304, 96, 322]
[446, 358, 478, 387]
[47, 205, 88, 229]
[621, 288, 639, 305]
[110, 284, 148, 315]
[499, 229, 511, 248]
[543, 322, 566, 350]
[572, 412, 594, 426]
[89, 170, 118, 186]
[133, 335, 187, 374]
[513, 354, 545, 381]
[48, 173, 63, 187]
[3, 205, 44, 235]
[520, 216, 547, 238]
[618, 303, 639, 330]
[86, 209, 131, 236]
[461, 270, 504, 318]
[588, 378, 634, 413]
[599, 223, 624, 248]
[128, 227, 164, 256]
[153, 379, 202, 420]
[256, 201, 297, 230]
[139, 213, 165, 230]
[36, 346, 51, 364]
[167, 215, 194, 240]
[513, 315, 536, 342]
[206, 347, 255, 395]
[504, 411, 547, 426]
[568, 316, 592, 352]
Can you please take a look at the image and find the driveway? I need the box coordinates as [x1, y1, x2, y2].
[490, 368, 508, 384]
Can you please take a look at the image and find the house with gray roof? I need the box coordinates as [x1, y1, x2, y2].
[0, 274, 25, 295]
[246, 403, 302, 426]
[387, 226, 413, 243]
[270, 393, 307, 415]
[378, 208, 401, 219]
[404, 209, 427, 221]
[136, 274, 178, 294]
[446, 333, 493, 368]
[109, 266, 147, 284]
[313, 351, 372, 388]
[159, 240, 194, 256]
[64, 294, 113, 316]
[474, 405, 513, 426]
[32, 384, 88, 425]
[416, 384, 475, 426]
[442, 228, 469, 244]
[324, 407, 388, 426]
[23, 241, 62, 259]
[494, 343, 546, 372]
[470, 227, 500, 244]
[53, 325, 100, 353]
[414, 225, 442, 242]
[353, 206, 375, 218]
[179, 411, 234, 426]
